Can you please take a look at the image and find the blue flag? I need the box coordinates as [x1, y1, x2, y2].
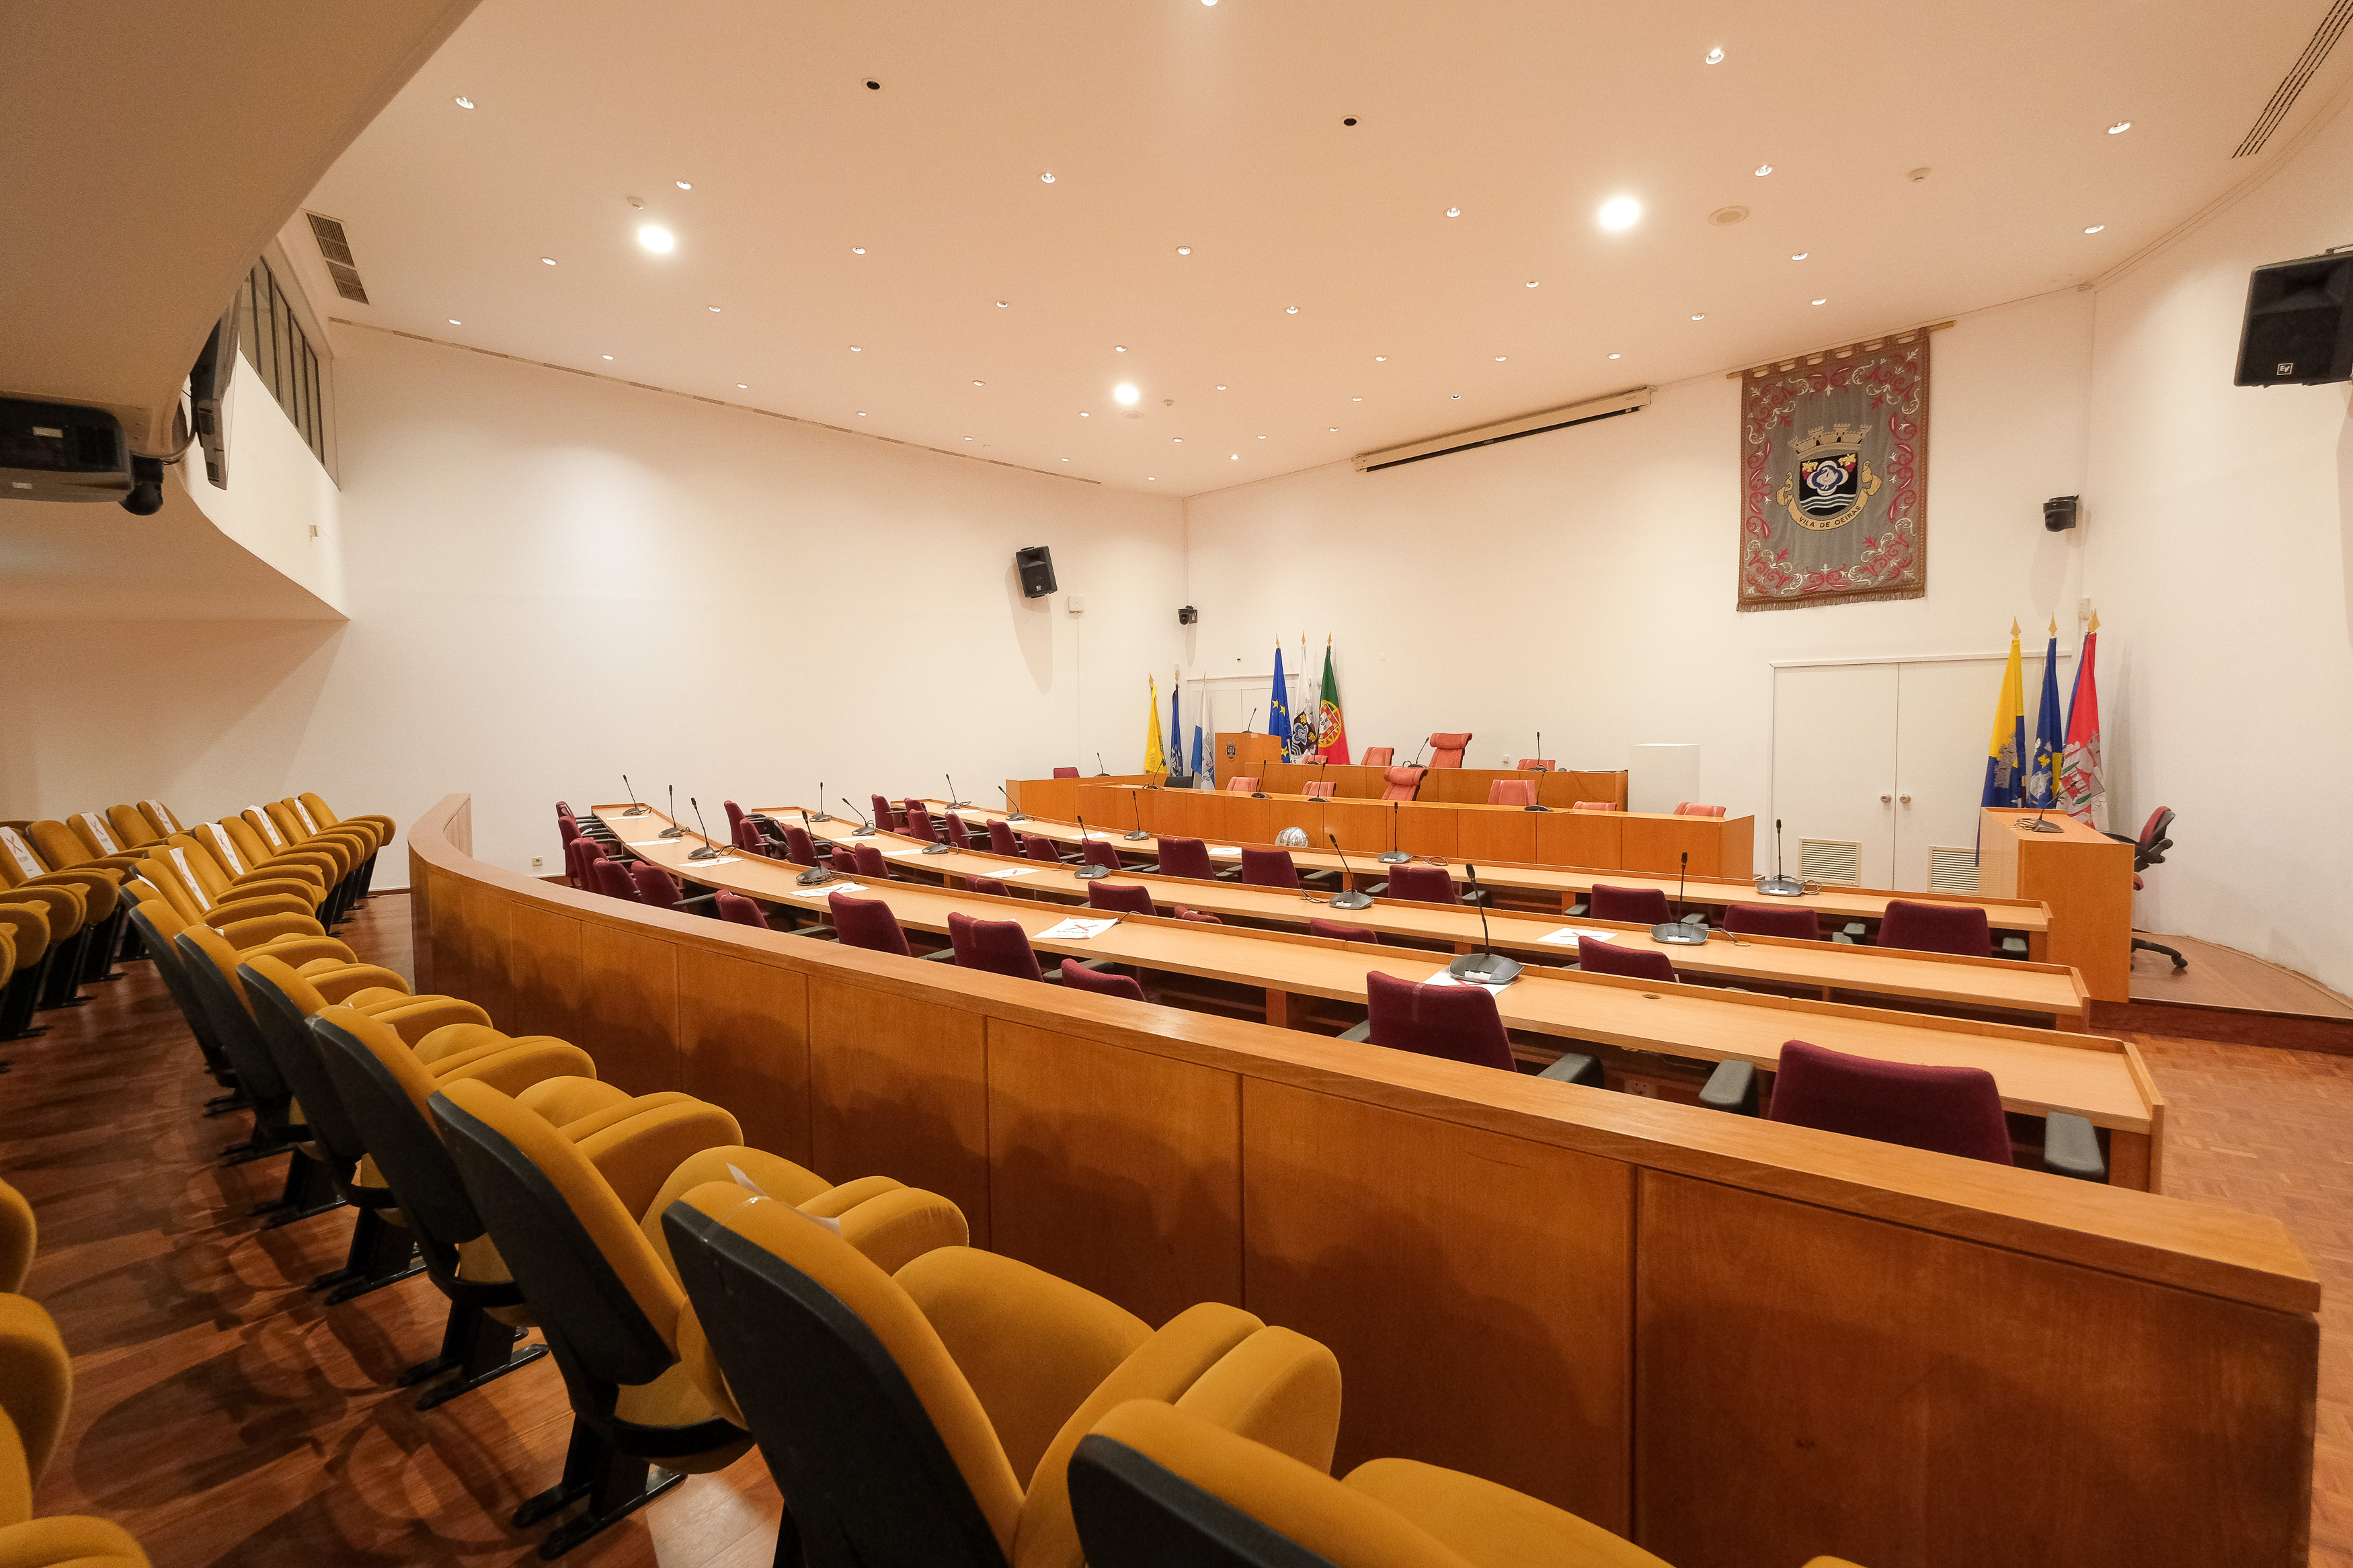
[1267, 645, 1290, 741]
[1191, 723, 1207, 785]
[2026, 622, 2065, 809]
[1169, 677, 1183, 769]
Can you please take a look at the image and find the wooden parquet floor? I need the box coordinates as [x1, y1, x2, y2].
[4, 892, 2348, 1565]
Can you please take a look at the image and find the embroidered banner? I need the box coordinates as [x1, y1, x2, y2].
[1737, 329, 1930, 612]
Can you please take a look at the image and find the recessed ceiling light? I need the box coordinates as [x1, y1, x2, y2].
[1755, 164, 1773, 176]
[637, 224, 675, 253]
[1791, 251, 1808, 260]
[2108, 120, 2132, 134]
[1451, 394, 1460, 399]
[995, 300, 1009, 308]
[1172, 437, 1183, 443]
[865, 79, 881, 89]
[1114, 384, 1140, 405]
[1215, 384, 1227, 390]
[1080, 412, 1090, 417]
[676, 181, 692, 190]
[1811, 298, 1827, 306]
[856, 411, 867, 416]
[1148, 477, 1156, 481]
[1230, 454, 1238, 459]
[1328, 427, 1338, 432]
[1598, 196, 1641, 230]
[1690, 313, 1706, 321]
[1705, 46, 1724, 64]
[1258, 434, 1266, 439]
[1062, 458, 1071, 462]
[454, 95, 475, 108]
[447, 318, 461, 325]
[1526, 280, 1540, 288]
[1352, 397, 1362, 401]
[1343, 117, 1357, 126]
[1115, 345, 1127, 352]
[1040, 172, 1056, 183]
[1445, 207, 1461, 218]
[1176, 246, 1192, 255]
[1494, 355, 1507, 361]
[1607, 352, 1622, 360]
[2083, 224, 2105, 234]
[736, 383, 748, 388]
[540, 256, 556, 265]
[852, 247, 866, 254]
[965, 436, 974, 442]
[708, 305, 721, 312]
[1285, 306, 1300, 314]
[973, 380, 985, 386]
[602, 354, 614, 360]
[850, 345, 862, 352]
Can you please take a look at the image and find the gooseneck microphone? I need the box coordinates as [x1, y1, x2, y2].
[1096, 751, 1110, 776]
[1534, 732, 1544, 769]
[687, 797, 723, 860]
[1125, 788, 1151, 840]
[840, 797, 875, 836]
[1652, 851, 1708, 946]
[945, 774, 969, 809]
[1408, 737, 1430, 767]
[660, 784, 686, 838]
[1073, 816, 1111, 879]
[815, 782, 828, 822]
[1756, 817, 1804, 897]
[795, 809, 833, 884]
[621, 776, 646, 816]
[1326, 833, 1373, 911]
[1380, 800, 1410, 864]
[1445, 865, 1523, 984]
[1000, 784, 1027, 822]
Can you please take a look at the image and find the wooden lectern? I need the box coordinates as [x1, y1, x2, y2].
[1976, 807, 2133, 1002]
[1213, 731, 1285, 770]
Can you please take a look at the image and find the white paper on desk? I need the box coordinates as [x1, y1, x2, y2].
[994, 866, 1045, 878]
[686, 854, 743, 866]
[1206, 845, 1241, 856]
[1036, 917, 1119, 940]
[881, 848, 933, 858]
[1421, 968, 1519, 996]
[625, 841, 669, 848]
[794, 880, 865, 898]
[1537, 927, 1624, 947]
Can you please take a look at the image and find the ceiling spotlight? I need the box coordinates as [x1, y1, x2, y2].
[1705, 46, 1724, 63]
[1285, 305, 1299, 314]
[602, 354, 614, 360]
[1755, 164, 1773, 176]
[1607, 352, 1622, 360]
[637, 224, 675, 253]
[1494, 355, 1507, 361]
[850, 345, 861, 352]
[1173, 437, 1183, 443]
[852, 247, 866, 254]
[1148, 477, 1156, 481]
[1792, 251, 1809, 260]
[857, 411, 867, 416]
[2108, 120, 2132, 134]
[1352, 396, 1362, 401]
[973, 380, 985, 386]
[1597, 196, 1641, 230]
[1257, 434, 1266, 439]
[1062, 458, 1071, 462]
[1451, 394, 1460, 399]
[2083, 224, 2105, 234]
[996, 300, 1009, 307]
[1215, 384, 1228, 390]
[1690, 313, 1706, 321]
[540, 256, 556, 265]
[1811, 298, 1827, 305]
[965, 436, 975, 442]
[1328, 427, 1339, 432]
[1113, 384, 1140, 405]
[737, 382, 748, 388]
[454, 95, 475, 108]
[866, 79, 881, 89]
[1176, 246, 1192, 255]
[676, 180, 692, 190]
[447, 318, 462, 325]
[1115, 345, 1127, 352]
[708, 305, 721, 312]
[1375, 355, 1387, 362]
[1526, 280, 1539, 288]
[1080, 411, 1090, 417]
[1040, 172, 1056, 183]
[1445, 207, 1460, 218]
[1230, 454, 1238, 459]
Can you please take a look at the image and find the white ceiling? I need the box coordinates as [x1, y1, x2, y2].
[298, 0, 2353, 497]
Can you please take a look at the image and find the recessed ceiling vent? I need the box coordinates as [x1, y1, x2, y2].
[2235, 0, 2353, 157]
[305, 212, 370, 304]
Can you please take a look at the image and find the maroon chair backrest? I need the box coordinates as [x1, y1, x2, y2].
[1587, 883, 1671, 924]
[1025, 835, 1064, 863]
[1381, 768, 1425, 802]
[944, 813, 973, 848]
[1724, 903, 1822, 941]
[1239, 848, 1300, 889]
[1767, 1039, 2015, 1165]
[1576, 936, 1675, 984]
[904, 807, 939, 844]
[1673, 802, 1727, 819]
[1308, 919, 1378, 943]
[723, 800, 747, 837]
[628, 861, 687, 910]
[1427, 733, 1472, 769]
[1079, 839, 1121, 871]
[1086, 882, 1154, 917]
[1052, 766, 1080, 779]
[1517, 758, 1555, 772]
[1384, 866, 1456, 904]
[2137, 807, 2173, 852]
[831, 846, 860, 872]
[1363, 971, 1513, 1071]
[829, 891, 913, 956]
[853, 843, 891, 880]
[1225, 776, 1261, 794]
[733, 817, 766, 852]
[1155, 838, 1215, 879]
[565, 835, 604, 886]
[558, 811, 584, 847]
[590, 858, 640, 902]
[1058, 961, 1146, 1003]
[555, 800, 573, 819]
[1360, 747, 1394, 768]
[1875, 900, 1992, 958]
[988, 821, 1021, 856]
[1172, 909, 1223, 925]
[1486, 780, 1536, 807]
[714, 890, 770, 930]
[967, 878, 1011, 898]
[947, 912, 1044, 981]
[783, 826, 820, 867]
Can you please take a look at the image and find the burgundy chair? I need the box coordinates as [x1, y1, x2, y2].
[852, 843, 891, 880]
[1360, 747, 1394, 768]
[590, 858, 641, 902]
[1517, 758, 1556, 772]
[1724, 903, 1822, 941]
[1380, 768, 1425, 802]
[1576, 936, 1675, 984]
[1056, 961, 1146, 1003]
[1086, 882, 1154, 917]
[947, 912, 1045, 981]
[1171, 908, 1223, 925]
[1357, 971, 1513, 1071]
[782, 825, 821, 867]
[722, 799, 748, 841]
[1485, 780, 1536, 807]
[829, 891, 914, 956]
[967, 877, 1011, 898]
[944, 812, 980, 850]
[629, 861, 718, 915]
[1078, 838, 1122, 872]
[830, 846, 859, 872]
[1382, 866, 1458, 904]
[903, 806, 940, 844]
[1239, 848, 1301, 890]
[1225, 776, 1261, 794]
[2108, 807, 2186, 968]
[1673, 802, 1727, 818]
[565, 835, 608, 888]
[1154, 837, 1216, 880]
[1052, 766, 1080, 779]
[988, 821, 1022, 856]
[1426, 733, 1472, 769]
[1025, 834, 1068, 864]
[1308, 919, 1378, 943]
[713, 890, 770, 930]
[1587, 884, 1671, 924]
[732, 817, 768, 855]
[1875, 900, 1992, 958]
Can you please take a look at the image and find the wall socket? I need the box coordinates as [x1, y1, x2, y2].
[530, 856, 542, 868]
[1066, 595, 1086, 615]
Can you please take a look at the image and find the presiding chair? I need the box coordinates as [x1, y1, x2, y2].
[1572, 800, 1619, 812]
[1484, 780, 1537, 808]
[1673, 802, 1727, 817]
[2108, 807, 2188, 969]
[1379, 768, 1425, 801]
[1359, 747, 1394, 767]
[1425, 733, 1472, 769]
[1224, 777, 1261, 795]
[1516, 757, 1556, 771]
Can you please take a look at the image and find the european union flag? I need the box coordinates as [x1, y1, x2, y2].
[1267, 645, 1290, 743]
[2025, 620, 2065, 809]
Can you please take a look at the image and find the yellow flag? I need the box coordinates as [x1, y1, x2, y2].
[1144, 675, 1167, 773]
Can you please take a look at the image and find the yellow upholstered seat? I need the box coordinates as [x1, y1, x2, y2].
[0, 1180, 31, 1296]
[0, 1293, 151, 1567]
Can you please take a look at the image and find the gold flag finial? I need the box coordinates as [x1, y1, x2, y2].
[2048, 616, 2058, 636]
[2009, 618, 2020, 637]
[2088, 611, 2100, 633]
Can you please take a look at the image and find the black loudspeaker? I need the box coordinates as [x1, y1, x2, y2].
[1014, 544, 1057, 598]
[2043, 495, 2079, 532]
[2235, 251, 2353, 386]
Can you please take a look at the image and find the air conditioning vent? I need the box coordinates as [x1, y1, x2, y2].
[1798, 838, 1861, 886]
[305, 212, 370, 304]
[2235, 0, 2353, 157]
[1927, 845, 1980, 893]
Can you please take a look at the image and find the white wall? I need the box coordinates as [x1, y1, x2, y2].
[177, 353, 348, 611]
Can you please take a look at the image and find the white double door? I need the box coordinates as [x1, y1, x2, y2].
[1770, 653, 2065, 893]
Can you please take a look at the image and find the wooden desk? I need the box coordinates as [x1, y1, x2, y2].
[1004, 772, 1160, 824]
[1212, 732, 1285, 772]
[639, 809, 2151, 1184]
[1252, 762, 1628, 812]
[1977, 808, 2135, 1003]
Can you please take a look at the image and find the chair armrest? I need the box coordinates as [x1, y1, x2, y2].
[1565, 901, 1587, 917]
[1536, 1052, 1601, 1087]
[1999, 935, 2030, 957]
[1699, 1059, 1759, 1114]
[920, 947, 959, 962]
[1300, 868, 1341, 888]
[2040, 1112, 2107, 1182]
[1213, 868, 1243, 881]
[1364, 882, 1388, 897]
[1045, 958, 1117, 983]
[1338, 1020, 1371, 1042]
[791, 924, 838, 942]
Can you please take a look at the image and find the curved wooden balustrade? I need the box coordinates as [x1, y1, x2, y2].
[411, 793, 2317, 1568]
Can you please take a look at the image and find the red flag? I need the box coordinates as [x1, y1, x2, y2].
[2060, 621, 2104, 823]
[1316, 638, 1350, 764]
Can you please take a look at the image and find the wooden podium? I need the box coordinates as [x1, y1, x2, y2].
[1213, 731, 1285, 771]
[1976, 808, 2133, 1002]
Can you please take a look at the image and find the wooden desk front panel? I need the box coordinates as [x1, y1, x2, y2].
[1417, 768, 1543, 806]
[1622, 814, 1754, 877]
[1455, 807, 1539, 864]
[1538, 770, 1630, 810]
[1214, 733, 1285, 769]
[1537, 810, 1624, 870]
[1978, 809, 2132, 1002]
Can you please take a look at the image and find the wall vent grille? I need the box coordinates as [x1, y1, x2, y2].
[2235, 0, 2353, 157]
[1798, 838, 1862, 886]
[305, 212, 370, 303]
[1927, 845, 1981, 893]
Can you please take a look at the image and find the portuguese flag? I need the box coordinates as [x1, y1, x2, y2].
[1316, 638, 1350, 764]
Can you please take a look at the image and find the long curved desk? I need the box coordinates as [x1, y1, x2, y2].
[420, 794, 2315, 1568]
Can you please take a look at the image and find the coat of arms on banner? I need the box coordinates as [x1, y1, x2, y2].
[1737, 329, 1930, 612]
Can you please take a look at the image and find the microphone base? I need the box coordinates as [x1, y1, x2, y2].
[621, 808, 647, 816]
[1522, 804, 1550, 813]
[1650, 920, 1710, 946]
[1754, 875, 1806, 897]
[1447, 951, 1523, 985]
[795, 872, 832, 886]
[1378, 850, 1412, 864]
[1250, 792, 1270, 799]
[1328, 891, 1373, 911]
[688, 848, 722, 862]
[921, 843, 951, 856]
[658, 827, 685, 839]
[1006, 812, 1029, 822]
[1073, 865, 1111, 880]
[850, 827, 875, 837]
[1123, 830, 1151, 841]
[2016, 817, 2065, 833]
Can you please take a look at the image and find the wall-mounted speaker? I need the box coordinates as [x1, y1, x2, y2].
[1178, 605, 1198, 624]
[2043, 495, 2079, 532]
[1014, 544, 1057, 598]
[2235, 251, 2353, 386]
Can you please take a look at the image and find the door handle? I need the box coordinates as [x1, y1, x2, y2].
[1879, 793, 1891, 804]
[1900, 794, 1912, 804]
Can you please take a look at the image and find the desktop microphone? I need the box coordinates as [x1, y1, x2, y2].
[1000, 785, 1027, 822]
[1072, 816, 1111, 879]
[1534, 732, 1544, 770]
[793, 810, 833, 884]
[1096, 751, 1110, 776]
[621, 775, 646, 816]
[815, 782, 828, 823]
[1246, 707, 1258, 734]
[1379, 799, 1410, 864]
[687, 797, 723, 860]
[1124, 788, 1151, 840]
[945, 774, 969, 809]
[1445, 865, 1523, 984]
[840, 798, 876, 836]
[1326, 833, 1373, 911]
[1756, 817, 1805, 897]
[1651, 852, 1708, 946]
[1408, 737, 1430, 767]
[2018, 800, 2063, 833]
[660, 784, 686, 838]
